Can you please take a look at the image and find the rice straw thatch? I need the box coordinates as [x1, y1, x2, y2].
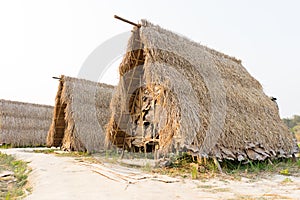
[0, 99, 53, 147]
[46, 75, 114, 153]
[106, 20, 299, 161]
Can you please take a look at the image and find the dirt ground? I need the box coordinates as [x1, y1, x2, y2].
[1, 148, 300, 200]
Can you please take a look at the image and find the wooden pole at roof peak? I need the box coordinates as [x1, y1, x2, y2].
[114, 15, 141, 28]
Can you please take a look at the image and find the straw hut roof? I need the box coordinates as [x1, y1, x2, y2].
[47, 75, 114, 153]
[0, 99, 53, 147]
[106, 20, 298, 161]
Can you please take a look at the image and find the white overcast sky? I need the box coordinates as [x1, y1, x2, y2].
[0, 0, 299, 118]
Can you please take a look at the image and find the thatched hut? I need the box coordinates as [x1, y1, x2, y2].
[46, 75, 114, 153]
[106, 20, 299, 161]
[0, 99, 53, 147]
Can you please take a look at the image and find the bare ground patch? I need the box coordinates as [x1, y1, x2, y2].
[0, 148, 299, 200]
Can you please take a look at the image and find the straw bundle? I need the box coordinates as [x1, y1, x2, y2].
[106, 20, 298, 161]
[0, 99, 53, 147]
[46, 75, 114, 153]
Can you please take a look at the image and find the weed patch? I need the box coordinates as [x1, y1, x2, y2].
[152, 153, 300, 180]
[0, 152, 30, 199]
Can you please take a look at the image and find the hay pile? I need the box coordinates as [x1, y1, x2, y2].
[106, 20, 298, 161]
[46, 75, 114, 153]
[0, 99, 53, 147]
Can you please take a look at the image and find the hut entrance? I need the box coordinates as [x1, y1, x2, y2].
[50, 79, 68, 148]
[128, 85, 165, 152]
[112, 28, 168, 153]
[113, 28, 157, 152]
[53, 103, 66, 146]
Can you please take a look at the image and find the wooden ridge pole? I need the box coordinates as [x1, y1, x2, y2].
[114, 15, 141, 28]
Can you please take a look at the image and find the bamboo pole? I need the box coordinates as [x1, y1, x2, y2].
[114, 15, 141, 28]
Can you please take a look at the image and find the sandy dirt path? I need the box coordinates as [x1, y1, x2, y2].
[1, 148, 300, 200]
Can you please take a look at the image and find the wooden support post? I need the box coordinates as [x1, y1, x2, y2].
[291, 154, 297, 162]
[268, 158, 274, 165]
[197, 155, 202, 164]
[154, 144, 159, 160]
[203, 157, 207, 165]
[213, 157, 223, 174]
[120, 132, 126, 159]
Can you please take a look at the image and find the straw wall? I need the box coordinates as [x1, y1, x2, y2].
[0, 99, 53, 147]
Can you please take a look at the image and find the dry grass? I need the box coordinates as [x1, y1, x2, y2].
[141, 152, 300, 182]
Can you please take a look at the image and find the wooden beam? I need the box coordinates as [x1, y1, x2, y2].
[114, 15, 141, 28]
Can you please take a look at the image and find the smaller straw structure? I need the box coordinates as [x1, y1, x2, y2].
[47, 75, 115, 153]
[0, 99, 53, 147]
